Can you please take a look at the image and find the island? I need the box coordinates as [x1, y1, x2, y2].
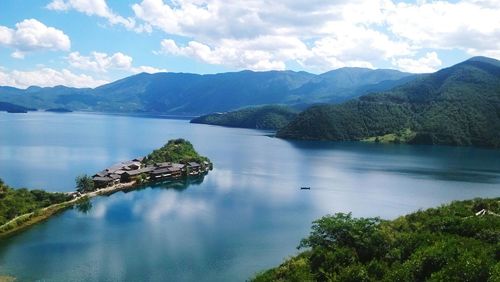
[0, 139, 212, 237]
[89, 139, 212, 190]
[45, 108, 73, 113]
[252, 197, 500, 281]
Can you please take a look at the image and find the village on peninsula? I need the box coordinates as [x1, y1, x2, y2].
[91, 157, 211, 189]
[0, 139, 212, 238]
[75, 138, 213, 196]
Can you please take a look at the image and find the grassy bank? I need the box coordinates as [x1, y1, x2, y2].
[0, 276, 16, 282]
[252, 197, 500, 281]
[0, 197, 81, 238]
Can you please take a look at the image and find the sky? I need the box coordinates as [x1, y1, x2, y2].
[0, 0, 499, 89]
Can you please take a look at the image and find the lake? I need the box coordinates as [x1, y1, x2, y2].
[0, 112, 499, 281]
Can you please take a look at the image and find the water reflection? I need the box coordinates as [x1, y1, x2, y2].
[75, 198, 93, 214]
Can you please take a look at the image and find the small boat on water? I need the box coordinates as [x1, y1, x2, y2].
[300, 186, 311, 190]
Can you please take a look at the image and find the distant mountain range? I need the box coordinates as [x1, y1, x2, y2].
[0, 68, 415, 115]
[277, 57, 500, 148]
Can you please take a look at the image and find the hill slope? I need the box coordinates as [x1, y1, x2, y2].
[277, 57, 500, 148]
[190, 105, 298, 130]
[0, 102, 36, 113]
[252, 197, 500, 281]
[0, 68, 415, 115]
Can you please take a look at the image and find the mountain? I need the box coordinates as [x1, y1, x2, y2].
[190, 105, 299, 130]
[0, 86, 94, 110]
[0, 102, 36, 113]
[289, 67, 415, 103]
[277, 57, 500, 148]
[0, 68, 415, 115]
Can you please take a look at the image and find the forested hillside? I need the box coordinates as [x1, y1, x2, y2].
[277, 57, 500, 148]
[190, 105, 298, 130]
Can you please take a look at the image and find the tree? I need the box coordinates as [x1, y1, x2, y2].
[75, 174, 94, 193]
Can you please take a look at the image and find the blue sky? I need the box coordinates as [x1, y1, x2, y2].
[0, 0, 499, 88]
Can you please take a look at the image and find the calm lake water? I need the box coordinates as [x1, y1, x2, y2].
[0, 112, 499, 281]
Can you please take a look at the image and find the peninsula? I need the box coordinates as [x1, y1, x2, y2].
[0, 139, 212, 238]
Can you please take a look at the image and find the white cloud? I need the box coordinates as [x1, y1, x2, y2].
[158, 26, 412, 72]
[159, 36, 309, 71]
[0, 19, 70, 58]
[301, 25, 412, 71]
[392, 52, 443, 73]
[43, 0, 500, 71]
[0, 67, 108, 88]
[68, 51, 132, 72]
[47, 0, 138, 31]
[385, 1, 500, 57]
[68, 51, 166, 73]
[145, 0, 500, 71]
[130, 65, 166, 74]
[141, 0, 411, 71]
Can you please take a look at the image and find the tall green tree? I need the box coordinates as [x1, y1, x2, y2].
[75, 174, 94, 193]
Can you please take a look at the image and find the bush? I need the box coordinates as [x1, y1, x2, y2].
[252, 198, 500, 281]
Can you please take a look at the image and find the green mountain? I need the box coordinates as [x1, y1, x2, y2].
[290, 68, 416, 103]
[0, 68, 414, 115]
[0, 102, 36, 113]
[190, 105, 298, 130]
[252, 197, 500, 282]
[277, 57, 500, 148]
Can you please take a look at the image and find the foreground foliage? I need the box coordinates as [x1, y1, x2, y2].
[143, 139, 210, 166]
[278, 57, 500, 148]
[252, 198, 500, 282]
[191, 105, 298, 130]
[0, 179, 71, 226]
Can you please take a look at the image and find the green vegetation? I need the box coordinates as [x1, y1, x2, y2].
[191, 105, 298, 130]
[75, 174, 95, 193]
[0, 275, 16, 282]
[0, 178, 71, 226]
[143, 139, 210, 166]
[278, 57, 500, 148]
[362, 128, 417, 144]
[252, 198, 500, 282]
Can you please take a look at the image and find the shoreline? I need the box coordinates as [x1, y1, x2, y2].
[0, 170, 210, 239]
[0, 180, 136, 238]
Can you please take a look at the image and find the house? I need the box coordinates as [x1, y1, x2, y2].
[155, 162, 172, 168]
[121, 167, 154, 182]
[168, 167, 183, 178]
[109, 174, 121, 185]
[128, 163, 141, 170]
[93, 176, 114, 188]
[172, 163, 186, 169]
[187, 162, 201, 175]
[93, 170, 108, 178]
[150, 167, 171, 179]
